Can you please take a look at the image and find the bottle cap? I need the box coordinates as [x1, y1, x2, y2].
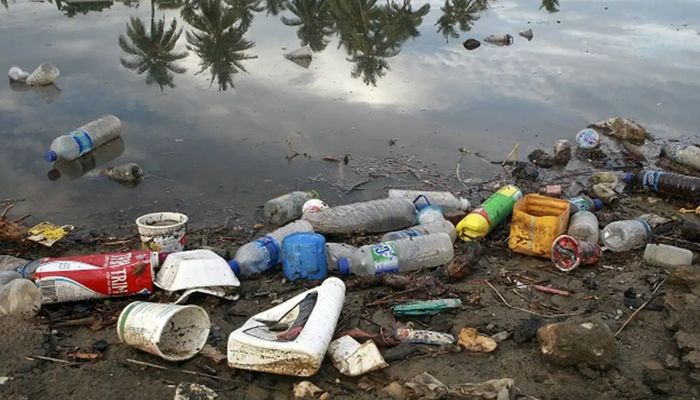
[337, 258, 350, 275]
[44, 150, 58, 162]
[592, 198, 604, 211]
[622, 172, 635, 184]
[228, 260, 240, 276]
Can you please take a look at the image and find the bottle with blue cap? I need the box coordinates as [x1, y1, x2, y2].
[44, 115, 122, 162]
[332, 232, 454, 277]
[381, 205, 456, 242]
[229, 220, 313, 277]
[568, 195, 603, 215]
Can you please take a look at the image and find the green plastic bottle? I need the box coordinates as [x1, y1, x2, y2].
[456, 185, 522, 241]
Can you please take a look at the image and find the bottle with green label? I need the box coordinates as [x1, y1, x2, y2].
[456, 185, 522, 241]
[332, 233, 454, 276]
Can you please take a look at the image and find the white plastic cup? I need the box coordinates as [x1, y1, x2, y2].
[135, 212, 188, 252]
[117, 301, 210, 361]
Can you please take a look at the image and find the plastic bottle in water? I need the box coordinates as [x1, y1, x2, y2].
[643, 244, 693, 267]
[624, 170, 700, 201]
[302, 199, 416, 234]
[456, 185, 522, 241]
[44, 115, 122, 162]
[567, 211, 599, 243]
[568, 195, 603, 215]
[264, 191, 317, 226]
[25, 63, 60, 86]
[388, 190, 471, 212]
[663, 143, 700, 171]
[381, 206, 456, 242]
[228, 220, 314, 277]
[332, 233, 454, 276]
[601, 219, 651, 252]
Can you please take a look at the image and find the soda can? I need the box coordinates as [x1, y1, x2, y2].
[551, 234, 602, 272]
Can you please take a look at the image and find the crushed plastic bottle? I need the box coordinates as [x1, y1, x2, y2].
[103, 162, 143, 183]
[624, 170, 700, 201]
[0, 279, 41, 317]
[264, 191, 317, 226]
[643, 244, 693, 267]
[567, 211, 599, 243]
[601, 219, 651, 252]
[229, 220, 314, 277]
[456, 185, 522, 241]
[331, 232, 454, 277]
[44, 115, 122, 162]
[388, 190, 470, 212]
[25, 63, 60, 86]
[302, 199, 416, 235]
[663, 143, 700, 171]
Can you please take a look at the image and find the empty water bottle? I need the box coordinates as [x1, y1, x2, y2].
[569, 195, 603, 215]
[382, 206, 456, 241]
[643, 244, 693, 267]
[601, 219, 651, 252]
[663, 143, 700, 171]
[567, 211, 599, 243]
[624, 170, 700, 201]
[228, 220, 313, 277]
[25, 63, 60, 86]
[325, 243, 358, 272]
[388, 190, 470, 212]
[44, 115, 122, 162]
[264, 191, 317, 226]
[303, 199, 416, 234]
[332, 233, 454, 276]
[0, 279, 41, 317]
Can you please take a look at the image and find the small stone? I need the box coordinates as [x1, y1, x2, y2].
[537, 318, 618, 369]
[382, 382, 406, 400]
[513, 317, 543, 343]
[174, 383, 218, 400]
[92, 340, 109, 352]
[318, 393, 330, 400]
[293, 381, 323, 399]
[528, 149, 555, 168]
[683, 350, 700, 369]
[458, 328, 498, 353]
[463, 39, 481, 50]
[689, 372, 700, 384]
[663, 354, 681, 369]
[577, 365, 599, 379]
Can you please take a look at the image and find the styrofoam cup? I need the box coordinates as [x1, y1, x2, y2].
[117, 301, 210, 361]
[135, 212, 188, 252]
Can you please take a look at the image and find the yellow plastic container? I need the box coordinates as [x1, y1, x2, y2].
[508, 194, 570, 258]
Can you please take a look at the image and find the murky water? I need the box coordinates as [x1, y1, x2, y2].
[1, 0, 699, 231]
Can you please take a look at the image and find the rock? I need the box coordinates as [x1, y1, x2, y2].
[665, 266, 700, 332]
[513, 317, 543, 343]
[174, 383, 218, 400]
[246, 385, 271, 400]
[528, 149, 554, 168]
[293, 381, 323, 399]
[458, 328, 498, 353]
[589, 117, 650, 145]
[577, 365, 599, 379]
[382, 382, 406, 400]
[683, 350, 700, 370]
[463, 39, 481, 50]
[519, 28, 533, 41]
[552, 139, 572, 165]
[537, 318, 618, 369]
[512, 163, 539, 181]
[689, 372, 700, 384]
[642, 360, 671, 394]
[92, 340, 109, 352]
[663, 354, 681, 369]
[103, 163, 143, 183]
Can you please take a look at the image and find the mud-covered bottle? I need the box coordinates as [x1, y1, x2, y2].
[624, 170, 700, 201]
[568, 195, 603, 215]
[263, 191, 317, 226]
[601, 219, 651, 252]
[663, 143, 700, 171]
[302, 199, 416, 235]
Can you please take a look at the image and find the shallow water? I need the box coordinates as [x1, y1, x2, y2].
[1, 0, 699, 231]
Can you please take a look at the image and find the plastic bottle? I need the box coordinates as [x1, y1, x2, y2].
[264, 191, 317, 226]
[388, 190, 470, 212]
[0, 279, 41, 317]
[103, 162, 143, 183]
[44, 115, 122, 162]
[601, 219, 651, 252]
[381, 206, 456, 242]
[624, 170, 700, 201]
[325, 243, 357, 272]
[229, 220, 314, 277]
[567, 211, 599, 243]
[25, 63, 60, 86]
[333, 233, 454, 276]
[643, 244, 693, 267]
[663, 143, 700, 171]
[302, 199, 416, 235]
[456, 185, 522, 241]
[568, 195, 603, 215]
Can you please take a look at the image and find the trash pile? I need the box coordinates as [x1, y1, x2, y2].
[3, 115, 700, 399]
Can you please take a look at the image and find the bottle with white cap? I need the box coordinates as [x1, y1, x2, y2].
[388, 190, 470, 212]
[44, 115, 122, 162]
[601, 219, 651, 252]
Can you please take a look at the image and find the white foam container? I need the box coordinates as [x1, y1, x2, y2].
[327, 335, 388, 376]
[135, 212, 188, 253]
[155, 249, 240, 291]
[117, 301, 210, 361]
[227, 277, 345, 376]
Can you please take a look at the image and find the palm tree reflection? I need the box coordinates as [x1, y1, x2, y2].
[184, 0, 256, 90]
[118, 0, 188, 90]
[281, 0, 334, 52]
[435, 0, 489, 41]
[540, 0, 559, 13]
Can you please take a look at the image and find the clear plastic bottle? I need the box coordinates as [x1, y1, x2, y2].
[382, 206, 456, 242]
[302, 199, 416, 235]
[663, 143, 700, 171]
[0, 279, 41, 317]
[44, 115, 122, 162]
[643, 244, 694, 267]
[624, 170, 700, 201]
[325, 243, 357, 272]
[568, 195, 603, 215]
[333, 233, 454, 276]
[601, 219, 651, 252]
[388, 190, 470, 212]
[25, 63, 60, 86]
[567, 211, 599, 243]
[229, 220, 314, 277]
[264, 191, 317, 226]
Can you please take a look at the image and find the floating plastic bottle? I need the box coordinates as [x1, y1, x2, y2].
[264, 191, 318, 226]
[302, 199, 416, 235]
[456, 185, 522, 241]
[567, 211, 599, 243]
[229, 220, 313, 277]
[624, 170, 700, 201]
[568, 195, 603, 215]
[643, 244, 694, 267]
[44, 115, 122, 162]
[25, 63, 60, 86]
[601, 219, 651, 252]
[332, 233, 454, 277]
[388, 190, 470, 212]
[663, 143, 700, 171]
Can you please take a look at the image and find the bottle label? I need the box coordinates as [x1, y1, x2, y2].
[665, 143, 686, 163]
[570, 197, 590, 212]
[254, 236, 279, 267]
[371, 242, 399, 275]
[403, 228, 422, 238]
[70, 129, 94, 155]
[641, 171, 662, 192]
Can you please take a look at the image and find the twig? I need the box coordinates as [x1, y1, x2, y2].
[27, 355, 74, 364]
[532, 285, 572, 297]
[344, 179, 370, 194]
[50, 317, 94, 328]
[125, 358, 235, 382]
[1, 203, 13, 218]
[615, 279, 666, 337]
[502, 142, 519, 166]
[510, 289, 565, 313]
[485, 281, 583, 319]
[456, 152, 470, 191]
[365, 287, 422, 307]
[286, 137, 300, 160]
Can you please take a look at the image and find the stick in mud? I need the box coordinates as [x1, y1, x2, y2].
[485, 280, 584, 319]
[124, 358, 236, 382]
[615, 279, 666, 337]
